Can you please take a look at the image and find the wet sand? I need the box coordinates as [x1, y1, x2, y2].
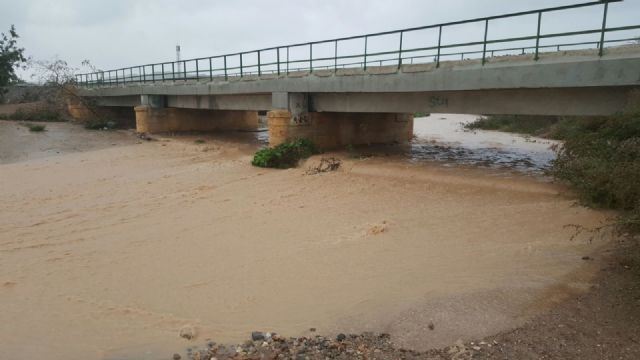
[0, 116, 609, 360]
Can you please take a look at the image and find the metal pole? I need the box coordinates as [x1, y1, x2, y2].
[535, 11, 542, 60]
[436, 25, 442, 68]
[240, 53, 243, 77]
[224, 55, 228, 80]
[286, 46, 290, 74]
[334, 40, 338, 71]
[398, 31, 404, 69]
[277, 48, 280, 75]
[209, 58, 213, 80]
[599, 1, 609, 56]
[195, 60, 199, 80]
[162, 64, 165, 81]
[172, 62, 175, 80]
[482, 19, 489, 65]
[183, 60, 187, 80]
[129, 68, 132, 83]
[142, 66, 146, 83]
[364, 36, 368, 70]
[309, 43, 313, 72]
[258, 50, 261, 76]
[151, 65, 155, 83]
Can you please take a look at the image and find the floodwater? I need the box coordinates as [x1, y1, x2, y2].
[0, 116, 608, 360]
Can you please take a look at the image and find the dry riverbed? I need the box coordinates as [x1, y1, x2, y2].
[0, 116, 636, 360]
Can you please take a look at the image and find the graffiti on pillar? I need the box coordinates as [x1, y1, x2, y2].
[293, 113, 310, 125]
[429, 96, 449, 108]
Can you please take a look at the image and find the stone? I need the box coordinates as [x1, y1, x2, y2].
[179, 325, 196, 340]
[172, 354, 181, 360]
[252, 331, 266, 341]
[336, 333, 346, 342]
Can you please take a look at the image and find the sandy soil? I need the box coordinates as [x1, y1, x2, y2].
[0, 120, 612, 360]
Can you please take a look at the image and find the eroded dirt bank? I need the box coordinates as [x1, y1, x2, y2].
[0, 119, 617, 360]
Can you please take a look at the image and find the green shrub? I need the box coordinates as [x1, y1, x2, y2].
[465, 115, 560, 137]
[252, 138, 320, 169]
[550, 113, 640, 232]
[24, 123, 46, 132]
[84, 118, 117, 130]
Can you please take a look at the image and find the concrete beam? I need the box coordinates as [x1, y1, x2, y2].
[310, 87, 640, 116]
[94, 95, 140, 107]
[166, 94, 270, 111]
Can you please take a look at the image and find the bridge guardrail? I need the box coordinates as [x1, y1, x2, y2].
[75, 0, 640, 87]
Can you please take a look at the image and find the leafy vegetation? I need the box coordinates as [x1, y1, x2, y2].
[0, 25, 27, 99]
[468, 113, 640, 233]
[22, 123, 46, 132]
[252, 139, 320, 169]
[84, 118, 117, 130]
[0, 108, 65, 122]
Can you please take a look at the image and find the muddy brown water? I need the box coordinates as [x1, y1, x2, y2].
[0, 115, 607, 360]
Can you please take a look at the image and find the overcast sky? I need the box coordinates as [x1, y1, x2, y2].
[1, 0, 639, 80]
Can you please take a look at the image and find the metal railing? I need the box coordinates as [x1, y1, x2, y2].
[76, 0, 639, 87]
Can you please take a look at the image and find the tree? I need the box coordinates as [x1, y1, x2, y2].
[0, 25, 27, 97]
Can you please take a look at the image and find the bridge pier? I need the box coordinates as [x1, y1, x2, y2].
[268, 110, 413, 148]
[134, 95, 259, 133]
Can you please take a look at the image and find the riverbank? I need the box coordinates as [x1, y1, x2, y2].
[0, 116, 628, 360]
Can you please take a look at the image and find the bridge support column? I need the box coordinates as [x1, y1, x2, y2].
[268, 110, 413, 148]
[134, 96, 258, 133]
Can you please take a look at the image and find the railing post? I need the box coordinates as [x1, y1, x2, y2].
[172, 62, 175, 81]
[334, 40, 338, 72]
[398, 31, 404, 69]
[115, 70, 119, 86]
[599, 1, 609, 57]
[195, 60, 199, 80]
[142, 66, 146, 83]
[309, 43, 313, 73]
[240, 53, 243, 77]
[183, 60, 187, 80]
[209, 58, 213, 80]
[436, 25, 442, 68]
[535, 11, 542, 61]
[151, 65, 155, 83]
[162, 64, 165, 81]
[482, 19, 489, 65]
[224, 55, 228, 81]
[363, 36, 368, 70]
[277, 48, 281, 76]
[257, 50, 261, 76]
[286, 46, 290, 74]
[129, 68, 132, 83]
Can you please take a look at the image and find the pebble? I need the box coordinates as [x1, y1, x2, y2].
[336, 333, 346, 341]
[179, 325, 196, 340]
[172, 354, 181, 360]
[252, 331, 266, 341]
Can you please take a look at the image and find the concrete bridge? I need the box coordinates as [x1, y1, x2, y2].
[72, 0, 640, 147]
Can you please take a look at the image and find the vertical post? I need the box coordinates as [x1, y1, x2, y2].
[183, 60, 187, 80]
[172, 62, 175, 80]
[309, 43, 313, 72]
[129, 68, 132, 83]
[162, 64, 165, 81]
[436, 25, 443, 68]
[240, 53, 243, 77]
[209, 58, 213, 80]
[599, 1, 609, 57]
[224, 55, 228, 80]
[115, 69, 119, 85]
[398, 31, 404, 69]
[277, 48, 281, 75]
[195, 59, 199, 80]
[535, 11, 542, 61]
[363, 36, 368, 70]
[258, 50, 261, 76]
[482, 19, 489, 65]
[334, 40, 338, 71]
[151, 65, 155, 83]
[286, 46, 290, 74]
[142, 66, 146, 83]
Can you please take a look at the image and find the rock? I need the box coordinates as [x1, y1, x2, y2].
[472, 346, 481, 351]
[172, 354, 181, 360]
[336, 333, 346, 342]
[309, 327, 316, 332]
[179, 325, 196, 340]
[428, 322, 435, 330]
[582, 256, 592, 260]
[252, 331, 266, 341]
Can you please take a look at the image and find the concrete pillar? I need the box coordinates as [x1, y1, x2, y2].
[267, 110, 413, 148]
[134, 106, 259, 133]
